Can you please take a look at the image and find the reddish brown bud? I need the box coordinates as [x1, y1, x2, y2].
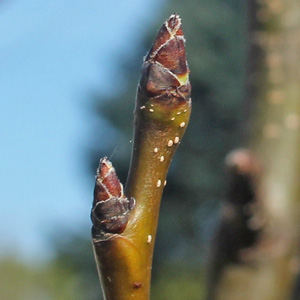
[91, 197, 135, 234]
[92, 158, 135, 237]
[145, 14, 185, 66]
[140, 14, 190, 101]
[154, 38, 188, 76]
[94, 157, 123, 204]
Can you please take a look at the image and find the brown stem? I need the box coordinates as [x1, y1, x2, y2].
[91, 14, 191, 300]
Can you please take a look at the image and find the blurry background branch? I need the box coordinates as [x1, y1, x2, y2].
[207, 0, 300, 299]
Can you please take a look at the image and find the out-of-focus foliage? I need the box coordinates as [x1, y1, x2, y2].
[48, 234, 102, 300]
[0, 255, 206, 300]
[0, 237, 102, 300]
[0, 257, 47, 300]
[152, 264, 206, 300]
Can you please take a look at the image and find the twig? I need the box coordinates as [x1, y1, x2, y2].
[91, 14, 191, 300]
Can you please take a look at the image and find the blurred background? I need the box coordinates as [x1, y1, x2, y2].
[3, 0, 295, 299]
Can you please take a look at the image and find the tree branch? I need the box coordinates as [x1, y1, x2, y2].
[91, 14, 191, 300]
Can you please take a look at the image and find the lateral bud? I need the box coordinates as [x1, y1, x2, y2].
[91, 157, 135, 238]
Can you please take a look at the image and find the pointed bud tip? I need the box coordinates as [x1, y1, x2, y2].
[97, 157, 113, 178]
[94, 157, 123, 202]
[166, 13, 182, 34]
[146, 14, 185, 63]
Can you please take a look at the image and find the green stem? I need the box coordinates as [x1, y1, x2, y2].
[92, 14, 191, 300]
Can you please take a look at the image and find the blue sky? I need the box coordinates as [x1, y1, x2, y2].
[0, 0, 165, 261]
